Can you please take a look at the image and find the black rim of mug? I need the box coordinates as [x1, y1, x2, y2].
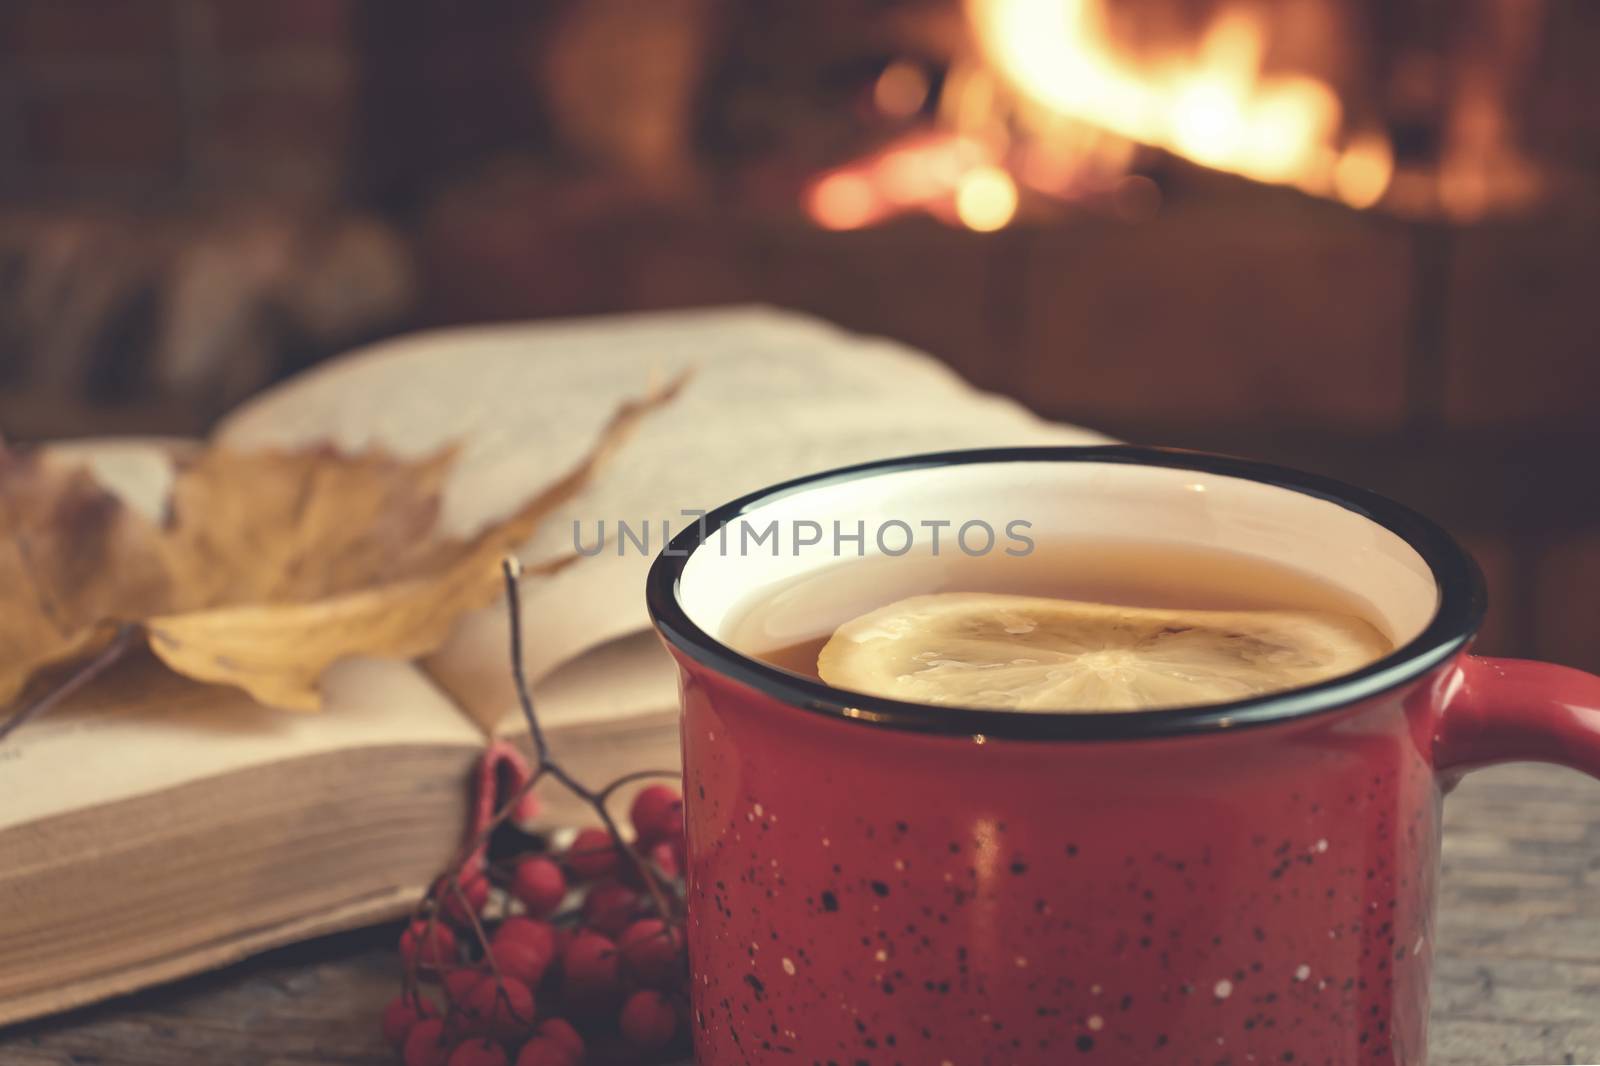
[644, 445, 1486, 741]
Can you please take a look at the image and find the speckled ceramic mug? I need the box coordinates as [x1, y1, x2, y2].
[646, 447, 1600, 1066]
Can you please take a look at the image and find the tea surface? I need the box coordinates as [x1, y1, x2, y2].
[725, 539, 1393, 699]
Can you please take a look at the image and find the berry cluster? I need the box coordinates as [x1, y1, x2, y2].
[385, 784, 689, 1066]
[383, 561, 689, 1066]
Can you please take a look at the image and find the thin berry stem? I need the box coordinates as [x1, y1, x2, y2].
[454, 878, 502, 986]
[405, 766, 548, 941]
[400, 557, 687, 1003]
[498, 557, 682, 921]
[502, 557, 551, 762]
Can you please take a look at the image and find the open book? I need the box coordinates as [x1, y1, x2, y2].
[0, 306, 1106, 1026]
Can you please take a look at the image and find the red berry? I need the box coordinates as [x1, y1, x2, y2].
[383, 993, 436, 1049]
[537, 1018, 584, 1057]
[403, 1018, 455, 1066]
[618, 919, 684, 986]
[620, 840, 682, 893]
[440, 872, 492, 926]
[581, 882, 640, 938]
[643, 840, 680, 881]
[564, 828, 620, 881]
[511, 857, 567, 917]
[494, 917, 556, 963]
[514, 1037, 575, 1066]
[491, 940, 551, 988]
[619, 989, 677, 1050]
[492, 915, 556, 947]
[444, 967, 488, 1005]
[460, 976, 537, 1040]
[448, 1037, 510, 1066]
[400, 921, 459, 970]
[628, 786, 684, 846]
[560, 931, 620, 1005]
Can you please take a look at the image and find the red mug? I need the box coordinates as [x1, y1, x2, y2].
[646, 447, 1600, 1066]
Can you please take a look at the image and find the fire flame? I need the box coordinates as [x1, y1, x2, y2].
[805, 0, 1536, 230]
[969, 0, 1378, 201]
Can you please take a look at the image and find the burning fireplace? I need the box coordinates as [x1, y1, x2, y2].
[0, 0, 1597, 672]
[800, 0, 1551, 230]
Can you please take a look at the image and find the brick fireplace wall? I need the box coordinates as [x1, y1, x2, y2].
[0, 0, 358, 205]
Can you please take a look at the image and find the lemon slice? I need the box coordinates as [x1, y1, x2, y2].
[816, 592, 1392, 713]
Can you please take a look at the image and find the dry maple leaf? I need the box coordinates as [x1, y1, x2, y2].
[0, 376, 685, 717]
[0, 454, 170, 703]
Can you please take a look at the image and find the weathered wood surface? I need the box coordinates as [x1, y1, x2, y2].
[2, 764, 1596, 1065]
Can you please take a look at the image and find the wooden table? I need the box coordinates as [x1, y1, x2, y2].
[3, 764, 1597, 1065]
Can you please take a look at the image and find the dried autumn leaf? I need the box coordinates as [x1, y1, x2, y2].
[0, 454, 170, 704]
[156, 445, 463, 608]
[143, 538, 581, 711]
[1, 375, 685, 714]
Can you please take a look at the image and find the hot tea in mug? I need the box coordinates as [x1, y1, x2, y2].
[727, 538, 1395, 710]
[647, 446, 1600, 1066]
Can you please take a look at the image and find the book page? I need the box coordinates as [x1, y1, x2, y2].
[437, 629, 679, 738]
[213, 306, 1111, 727]
[0, 651, 481, 832]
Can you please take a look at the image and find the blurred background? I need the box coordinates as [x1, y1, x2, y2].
[0, 0, 1595, 669]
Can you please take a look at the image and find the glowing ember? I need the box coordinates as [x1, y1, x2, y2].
[807, 173, 881, 231]
[804, 133, 1003, 231]
[954, 166, 1019, 231]
[1332, 134, 1395, 211]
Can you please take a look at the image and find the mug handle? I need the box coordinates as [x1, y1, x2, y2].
[1433, 655, 1600, 777]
